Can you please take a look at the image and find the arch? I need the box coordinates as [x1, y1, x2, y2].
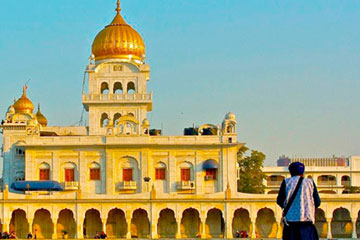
[114, 113, 122, 127]
[127, 82, 136, 94]
[267, 175, 285, 186]
[155, 162, 166, 169]
[83, 209, 102, 238]
[179, 162, 194, 182]
[100, 113, 109, 128]
[255, 208, 277, 238]
[331, 208, 352, 238]
[57, 209, 76, 239]
[157, 208, 177, 238]
[113, 82, 123, 94]
[39, 162, 50, 181]
[39, 162, 50, 169]
[101, 82, 109, 94]
[180, 208, 200, 238]
[341, 175, 351, 186]
[357, 211, 360, 238]
[232, 208, 251, 238]
[131, 209, 150, 238]
[106, 208, 127, 238]
[317, 175, 336, 185]
[205, 208, 224, 238]
[315, 209, 327, 238]
[10, 209, 28, 239]
[33, 209, 54, 239]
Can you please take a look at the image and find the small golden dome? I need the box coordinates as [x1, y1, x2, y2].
[142, 118, 150, 126]
[36, 104, 48, 127]
[7, 105, 15, 114]
[92, 0, 146, 63]
[13, 86, 34, 114]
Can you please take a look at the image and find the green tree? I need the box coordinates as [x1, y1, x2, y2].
[237, 146, 267, 193]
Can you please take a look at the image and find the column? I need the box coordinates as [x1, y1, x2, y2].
[276, 217, 283, 239]
[126, 213, 132, 239]
[352, 218, 358, 239]
[176, 217, 182, 239]
[225, 206, 232, 239]
[52, 219, 58, 239]
[151, 216, 158, 239]
[326, 218, 332, 239]
[251, 218, 256, 239]
[28, 218, 34, 235]
[101, 218, 107, 233]
[200, 212, 206, 239]
[76, 218, 84, 239]
[2, 219, 9, 234]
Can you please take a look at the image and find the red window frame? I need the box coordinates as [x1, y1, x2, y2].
[205, 169, 217, 180]
[40, 169, 50, 181]
[123, 168, 133, 181]
[90, 168, 100, 180]
[155, 168, 166, 180]
[181, 168, 191, 181]
[65, 168, 75, 182]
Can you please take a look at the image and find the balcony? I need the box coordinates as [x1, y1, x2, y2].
[177, 181, 195, 190]
[61, 181, 79, 191]
[118, 181, 137, 191]
[82, 93, 152, 109]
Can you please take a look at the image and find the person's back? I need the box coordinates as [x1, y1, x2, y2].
[277, 162, 320, 240]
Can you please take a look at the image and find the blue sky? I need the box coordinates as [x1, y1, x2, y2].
[0, 0, 359, 165]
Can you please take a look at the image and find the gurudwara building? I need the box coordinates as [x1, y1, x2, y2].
[1, 1, 360, 239]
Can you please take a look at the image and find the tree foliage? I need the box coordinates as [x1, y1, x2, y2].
[237, 146, 267, 194]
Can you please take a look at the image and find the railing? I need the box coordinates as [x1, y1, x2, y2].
[177, 181, 195, 190]
[267, 180, 283, 186]
[118, 181, 137, 190]
[82, 93, 152, 102]
[318, 180, 336, 186]
[62, 181, 79, 190]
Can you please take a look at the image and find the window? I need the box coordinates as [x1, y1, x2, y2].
[40, 169, 50, 181]
[181, 168, 191, 181]
[65, 169, 75, 182]
[90, 168, 100, 181]
[205, 169, 217, 180]
[155, 168, 166, 180]
[123, 168, 133, 181]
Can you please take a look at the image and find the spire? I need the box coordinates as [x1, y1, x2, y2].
[22, 84, 28, 96]
[38, 103, 41, 111]
[116, 0, 121, 14]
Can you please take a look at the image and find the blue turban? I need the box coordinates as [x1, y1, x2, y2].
[288, 162, 305, 176]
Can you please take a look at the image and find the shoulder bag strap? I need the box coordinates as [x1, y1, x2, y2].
[283, 177, 304, 217]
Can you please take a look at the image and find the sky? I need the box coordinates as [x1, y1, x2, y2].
[0, 0, 359, 166]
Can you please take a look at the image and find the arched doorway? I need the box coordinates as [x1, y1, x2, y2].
[57, 209, 76, 239]
[10, 209, 27, 238]
[232, 208, 251, 238]
[205, 208, 224, 238]
[32, 209, 53, 239]
[181, 208, 200, 238]
[255, 208, 277, 238]
[157, 209, 177, 238]
[315, 209, 327, 238]
[332, 208, 352, 238]
[83, 209, 102, 238]
[131, 209, 150, 238]
[106, 208, 127, 238]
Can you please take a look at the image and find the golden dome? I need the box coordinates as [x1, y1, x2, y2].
[36, 104, 48, 127]
[13, 86, 34, 114]
[92, 0, 146, 63]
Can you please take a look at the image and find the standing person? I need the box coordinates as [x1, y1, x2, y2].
[277, 162, 321, 240]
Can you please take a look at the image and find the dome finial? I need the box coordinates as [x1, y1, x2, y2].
[38, 103, 40, 111]
[22, 84, 28, 95]
[116, 0, 121, 14]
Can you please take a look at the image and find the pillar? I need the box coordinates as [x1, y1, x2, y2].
[151, 217, 158, 239]
[251, 218, 256, 239]
[76, 218, 84, 239]
[101, 218, 106, 233]
[176, 217, 182, 239]
[352, 218, 357, 239]
[226, 209, 232, 239]
[52, 219, 58, 239]
[200, 211, 206, 239]
[276, 217, 283, 239]
[326, 218, 332, 239]
[28, 218, 34, 235]
[126, 214, 132, 239]
[2, 219, 9, 233]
